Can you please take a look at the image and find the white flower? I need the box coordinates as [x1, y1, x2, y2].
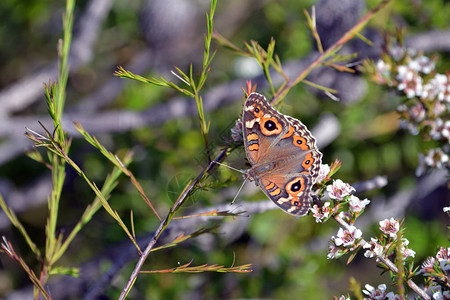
[396, 65, 423, 98]
[327, 179, 355, 201]
[410, 56, 435, 74]
[311, 202, 332, 223]
[397, 65, 413, 81]
[433, 290, 443, 300]
[338, 211, 352, 223]
[389, 46, 405, 60]
[363, 238, 383, 258]
[444, 206, 450, 213]
[398, 119, 419, 135]
[424, 148, 449, 169]
[316, 164, 330, 183]
[334, 226, 362, 248]
[408, 59, 421, 72]
[430, 286, 450, 300]
[430, 118, 450, 143]
[432, 101, 446, 116]
[436, 247, 450, 273]
[442, 120, 450, 140]
[431, 73, 450, 102]
[400, 238, 415, 259]
[327, 240, 341, 259]
[386, 292, 402, 300]
[379, 218, 400, 239]
[430, 118, 444, 140]
[375, 60, 391, 83]
[348, 195, 371, 213]
[408, 103, 426, 122]
[402, 248, 415, 259]
[363, 284, 388, 300]
[420, 71, 450, 101]
[376, 60, 390, 73]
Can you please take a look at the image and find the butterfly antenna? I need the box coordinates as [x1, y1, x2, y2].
[214, 161, 245, 174]
[214, 161, 247, 203]
[231, 177, 248, 204]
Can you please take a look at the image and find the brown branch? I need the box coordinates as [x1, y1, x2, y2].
[118, 147, 229, 299]
[2, 172, 414, 299]
[272, 0, 392, 104]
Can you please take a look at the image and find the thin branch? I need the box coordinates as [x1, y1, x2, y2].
[272, 0, 392, 104]
[333, 215, 430, 299]
[118, 147, 228, 299]
[8, 173, 407, 299]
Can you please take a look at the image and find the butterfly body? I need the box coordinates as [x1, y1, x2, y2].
[242, 93, 322, 216]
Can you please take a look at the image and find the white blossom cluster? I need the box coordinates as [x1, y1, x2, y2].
[315, 166, 447, 299]
[311, 167, 371, 224]
[374, 49, 449, 176]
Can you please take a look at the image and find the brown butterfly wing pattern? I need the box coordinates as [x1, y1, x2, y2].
[242, 93, 290, 166]
[242, 93, 322, 216]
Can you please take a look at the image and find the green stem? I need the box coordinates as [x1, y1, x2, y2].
[45, 0, 76, 275]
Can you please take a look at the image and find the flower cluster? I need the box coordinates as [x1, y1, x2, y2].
[370, 45, 450, 175]
[417, 148, 449, 177]
[363, 218, 415, 262]
[360, 245, 450, 300]
[421, 247, 450, 292]
[314, 163, 447, 298]
[312, 173, 371, 223]
[317, 174, 450, 300]
[311, 171, 374, 258]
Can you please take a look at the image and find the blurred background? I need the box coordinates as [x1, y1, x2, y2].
[0, 0, 448, 299]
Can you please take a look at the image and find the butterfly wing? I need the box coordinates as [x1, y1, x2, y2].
[257, 173, 315, 216]
[242, 93, 322, 216]
[257, 115, 322, 216]
[242, 93, 290, 166]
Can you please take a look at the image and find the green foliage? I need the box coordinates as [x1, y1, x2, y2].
[0, 0, 448, 299]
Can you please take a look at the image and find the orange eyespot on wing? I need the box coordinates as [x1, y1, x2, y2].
[302, 153, 315, 170]
[260, 117, 283, 136]
[252, 106, 264, 118]
[285, 177, 306, 196]
[293, 135, 309, 150]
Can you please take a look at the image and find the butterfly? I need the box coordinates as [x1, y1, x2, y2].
[242, 92, 322, 216]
